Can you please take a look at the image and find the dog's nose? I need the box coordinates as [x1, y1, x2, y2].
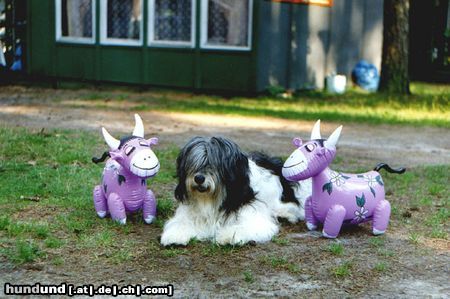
[194, 174, 205, 184]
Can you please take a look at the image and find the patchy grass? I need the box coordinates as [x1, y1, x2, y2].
[0, 126, 178, 266]
[111, 248, 134, 264]
[377, 249, 395, 258]
[380, 165, 449, 240]
[0, 126, 448, 266]
[0, 125, 448, 296]
[332, 261, 353, 278]
[286, 264, 302, 274]
[373, 262, 388, 272]
[157, 198, 175, 219]
[0, 216, 11, 230]
[162, 248, 188, 258]
[200, 243, 240, 256]
[3, 240, 43, 265]
[263, 255, 289, 268]
[243, 270, 254, 283]
[66, 82, 450, 127]
[260, 255, 301, 274]
[44, 237, 64, 249]
[52, 256, 64, 266]
[369, 237, 385, 248]
[271, 236, 290, 246]
[408, 232, 421, 245]
[33, 224, 51, 239]
[327, 242, 345, 255]
[79, 231, 115, 248]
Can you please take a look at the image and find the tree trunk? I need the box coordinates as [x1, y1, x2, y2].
[379, 0, 410, 94]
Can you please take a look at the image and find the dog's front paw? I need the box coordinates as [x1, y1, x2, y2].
[277, 202, 304, 223]
[215, 229, 245, 246]
[216, 222, 278, 245]
[160, 227, 193, 246]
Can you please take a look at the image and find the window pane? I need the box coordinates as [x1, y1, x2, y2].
[61, 0, 93, 38]
[154, 0, 192, 42]
[107, 0, 141, 40]
[207, 0, 249, 47]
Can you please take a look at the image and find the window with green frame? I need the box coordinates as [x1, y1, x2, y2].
[55, 0, 95, 43]
[100, 0, 143, 46]
[148, 0, 196, 47]
[201, 0, 253, 50]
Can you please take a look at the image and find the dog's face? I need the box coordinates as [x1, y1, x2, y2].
[186, 170, 219, 198]
[176, 138, 221, 201]
[174, 137, 255, 214]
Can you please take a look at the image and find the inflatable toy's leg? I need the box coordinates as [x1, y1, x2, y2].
[107, 193, 126, 225]
[322, 205, 346, 238]
[305, 196, 318, 230]
[93, 185, 108, 218]
[372, 200, 391, 235]
[143, 190, 157, 224]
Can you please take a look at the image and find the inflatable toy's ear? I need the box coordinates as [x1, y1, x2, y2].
[324, 125, 342, 149]
[109, 151, 124, 162]
[311, 120, 321, 140]
[132, 114, 145, 138]
[102, 127, 120, 150]
[292, 138, 303, 147]
[148, 137, 158, 146]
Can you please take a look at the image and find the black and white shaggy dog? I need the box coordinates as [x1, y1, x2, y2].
[160, 136, 311, 246]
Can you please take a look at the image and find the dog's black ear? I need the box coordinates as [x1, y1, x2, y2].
[211, 137, 255, 215]
[174, 144, 188, 202]
[221, 153, 255, 214]
[174, 182, 187, 202]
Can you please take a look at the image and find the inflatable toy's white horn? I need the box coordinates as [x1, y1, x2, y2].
[311, 119, 322, 140]
[102, 127, 120, 150]
[132, 114, 144, 138]
[324, 125, 343, 149]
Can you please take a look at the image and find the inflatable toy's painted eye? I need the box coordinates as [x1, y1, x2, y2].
[125, 146, 135, 156]
[305, 144, 316, 152]
[139, 141, 149, 147]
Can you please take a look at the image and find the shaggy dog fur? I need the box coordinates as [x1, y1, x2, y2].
[160, 137, 311, 246]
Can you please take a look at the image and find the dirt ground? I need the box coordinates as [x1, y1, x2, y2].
[1, 86, 449, 166]
[0, 86, 449, 298]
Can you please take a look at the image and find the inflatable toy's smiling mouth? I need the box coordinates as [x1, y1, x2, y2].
[132, 163, 159, 171]
[283, 160, 304, 169]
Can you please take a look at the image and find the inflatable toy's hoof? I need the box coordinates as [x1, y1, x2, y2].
[144, 215, 155, 224]
[372, 228, 385, 235]
[322, 230, 337, 239]
[97, 211, 107, 218]
[117, 218, 126, 225]
[306, 222, 317, 231]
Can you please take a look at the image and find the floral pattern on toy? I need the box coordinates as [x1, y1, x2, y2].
[322, 171, 351, 195]
[352, 193, 368, 224]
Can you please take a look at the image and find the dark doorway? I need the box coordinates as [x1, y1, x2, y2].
[410, 0, 450, 82]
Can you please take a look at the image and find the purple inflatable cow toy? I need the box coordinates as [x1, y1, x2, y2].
[92, 114, 160, 225]
[282, 120, 405, 238]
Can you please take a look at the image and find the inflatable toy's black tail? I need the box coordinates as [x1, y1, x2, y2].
[374, 163, 406, 174]
[92, 151, 110, 164]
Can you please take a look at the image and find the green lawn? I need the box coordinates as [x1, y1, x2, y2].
[67, 82, 450, 127]
[0, 127, 448, 266]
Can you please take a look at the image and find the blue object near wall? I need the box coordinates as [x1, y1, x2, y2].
[10, 45, 22, 71]
[351, 60, 380, 92]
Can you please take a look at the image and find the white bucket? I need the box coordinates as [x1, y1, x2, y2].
[326, 74, 347, 94]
